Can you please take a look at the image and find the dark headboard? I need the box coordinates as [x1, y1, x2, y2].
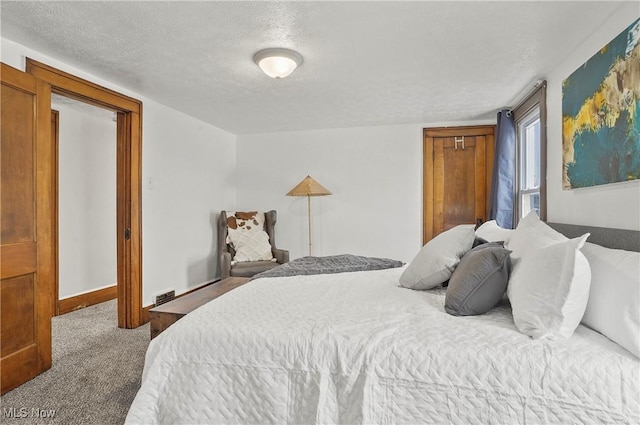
[547, 222, 640, 252]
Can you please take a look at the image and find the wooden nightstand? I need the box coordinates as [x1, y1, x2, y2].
[149, 276, 250, 339]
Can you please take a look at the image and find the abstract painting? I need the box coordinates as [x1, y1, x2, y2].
[562, 18, 640, 190]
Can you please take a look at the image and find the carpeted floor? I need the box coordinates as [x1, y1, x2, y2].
[1, 300, 150, 425]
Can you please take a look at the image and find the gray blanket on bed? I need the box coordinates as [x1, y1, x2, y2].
[252, 254, 403, 280]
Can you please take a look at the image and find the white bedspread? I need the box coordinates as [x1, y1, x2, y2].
[126, 267, 640, 424]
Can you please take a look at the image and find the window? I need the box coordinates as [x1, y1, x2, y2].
[517, 107, 541, 218]
[513, 83, 546, 225]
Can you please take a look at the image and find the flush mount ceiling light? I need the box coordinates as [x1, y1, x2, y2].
[253, 48, 303, 79]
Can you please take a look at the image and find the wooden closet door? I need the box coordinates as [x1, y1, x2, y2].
[1, 63, 53, 394]
[423, 126, 495, 243]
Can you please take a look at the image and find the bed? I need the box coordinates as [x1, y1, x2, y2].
[126, 222, 640, 424]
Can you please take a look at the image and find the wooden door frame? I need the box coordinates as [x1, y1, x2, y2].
[423, 125, 495, 244]
[26, 59, 143, 329]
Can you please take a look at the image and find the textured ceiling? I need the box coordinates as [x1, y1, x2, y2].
[0, 1, 627, 134]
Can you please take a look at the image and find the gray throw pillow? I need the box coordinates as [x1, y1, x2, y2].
[445, 242, 512, 316]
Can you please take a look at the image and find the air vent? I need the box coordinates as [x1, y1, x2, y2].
[154, 290, 175, 306]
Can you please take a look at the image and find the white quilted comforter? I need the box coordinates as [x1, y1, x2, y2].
[126, 267, 640, 424]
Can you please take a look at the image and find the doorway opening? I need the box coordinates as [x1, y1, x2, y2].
[26, 58, 144, 328]
[51, 95, 118, 316]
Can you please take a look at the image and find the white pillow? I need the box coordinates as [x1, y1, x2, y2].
[509, 234, 591, 339]
[227, 230, 274, 263]
[400, 225, 475, 290]
[581, 242, 640, 358]
[506, 211, 567, 259]
[475, 220, 515, 243]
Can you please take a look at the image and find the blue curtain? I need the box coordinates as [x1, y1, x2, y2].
[489, 109, 516, 229]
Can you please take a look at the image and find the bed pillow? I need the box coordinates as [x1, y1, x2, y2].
[475, 220, 514, 243]
[225, 211, 274, 262]
[445, 242, 512, 316]
[227, 229, 274, 263]
[506, 211, 567, 259]
[509, 234, 591, 339]
[399, 224, 475, 290]
[580, 242, 640, 358]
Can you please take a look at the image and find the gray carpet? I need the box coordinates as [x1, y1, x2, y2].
[1, 300, 150, 425]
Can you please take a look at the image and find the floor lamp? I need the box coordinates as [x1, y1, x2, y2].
[286, 175, 332, 256]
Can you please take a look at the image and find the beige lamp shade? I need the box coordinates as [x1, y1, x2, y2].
[286, 175, 332, 197]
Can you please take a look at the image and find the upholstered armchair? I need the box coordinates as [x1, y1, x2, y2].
[218, 210, 289, 279]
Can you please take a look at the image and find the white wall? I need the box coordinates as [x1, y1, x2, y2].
[2, 38, 237, 306]
[142, 103, 236, 303]
[237, 126, 419, 261]
[546, 4, 640, 230]
[54, 100, 117, 299]
[237, 123, 480, 262]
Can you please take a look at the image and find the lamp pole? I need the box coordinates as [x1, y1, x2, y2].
[307, 194, 312, 256]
